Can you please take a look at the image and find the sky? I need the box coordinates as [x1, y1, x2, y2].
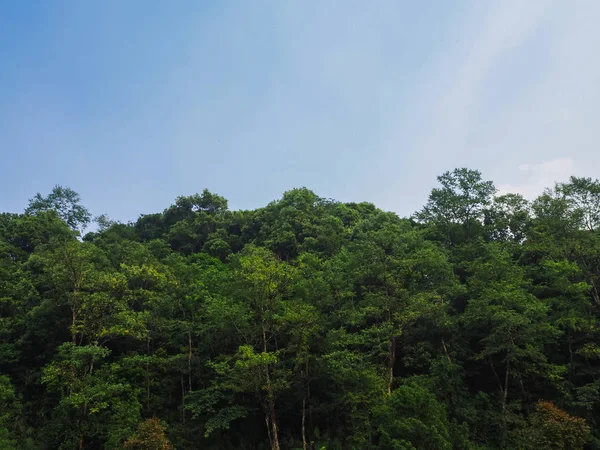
[1, 0, 599, 223]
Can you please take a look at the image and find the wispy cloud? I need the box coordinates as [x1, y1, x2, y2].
[374, 0, 600, 214]
[2, 1, 599, 220]
[419, 0, 549, 156]
[497, 158, 575, 198]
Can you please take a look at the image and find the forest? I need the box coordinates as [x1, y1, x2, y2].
[1, 168, 600, 449]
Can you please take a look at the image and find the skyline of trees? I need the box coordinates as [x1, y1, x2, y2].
[1, 168, 600, 449]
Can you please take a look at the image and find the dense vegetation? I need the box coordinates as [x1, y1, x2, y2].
[2, 168, 600, 449]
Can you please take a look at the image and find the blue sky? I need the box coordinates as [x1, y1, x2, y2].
[1, 1, 599, 223]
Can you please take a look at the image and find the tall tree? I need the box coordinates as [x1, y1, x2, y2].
[25, 186, 92, 231]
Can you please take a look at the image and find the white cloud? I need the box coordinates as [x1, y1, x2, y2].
[372, 0, 600, 215]
[425, 0, 549, 151]
[497, 158, 575, 198]
[395, 0, 550, 162]
[4, 1, 600, 219]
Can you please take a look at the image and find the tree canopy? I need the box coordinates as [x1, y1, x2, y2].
[1, 171, 599, 449]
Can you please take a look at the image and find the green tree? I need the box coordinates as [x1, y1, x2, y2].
[375, 383, 452, 450]
[416, 168, 496, 241]
[558, 176, 600, 232]
[461, 244, 558, 418]
[0, 375, 19, 449]
[5, 173, 600, 449]
[25, 186, 91, 231]
[347, 217, 454, 394]
[192, 246, 294, 450]
[41, 343, 141, 449]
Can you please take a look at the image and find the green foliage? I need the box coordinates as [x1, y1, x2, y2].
[2, 175, 599, 449]
[416, 168, 496, 228]
[25, 185, 92, 231]
[375, 383, 452, 450]
[41, 343, 141, 449]
[0, 375, 19, 449]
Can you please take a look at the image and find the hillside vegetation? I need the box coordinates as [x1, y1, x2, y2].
[1, 168, 600, 449]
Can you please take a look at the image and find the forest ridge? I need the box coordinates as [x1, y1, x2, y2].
[1, 168, 599, 449]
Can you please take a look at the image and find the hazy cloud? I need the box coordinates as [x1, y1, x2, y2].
[374, 0, 600, 214]
[1, 1, 599, 220]
[497, 158, 575, 198]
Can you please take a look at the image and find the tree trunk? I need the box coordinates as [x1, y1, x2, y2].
[568, 331, 573, 363]
[269, 397, 281, 450]
[262, 323, 268, 353]
[489, 358, 503, 397]
[180, 375, 186, 424]
[146, 338, 151, 410]
[262, 324, 280, 450]
[70, 306, 78, 384]
[307, 364, 313, 438]
[264, 374, 281, 450]
[591, 278, 600, 308]
[265, 414, 273, 449]
[519, 374, 526, 396]
[302, 396, 307, 450]
[502, 357, 510, 413]
[387, 336, 396, 395]
[188, 330, 193, 393]
[71, 307, 77, 345]
[441, 338, 452, 363]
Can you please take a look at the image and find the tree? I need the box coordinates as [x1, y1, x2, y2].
[375, 383, 452, 450]
[6, 172, 600, 449]
[416, 168, 496, 228]
[518, 401, 590, 450]
[461, 244, 558, 418]
[124, 418, 174, 450]
[28, 237, 146, 347]
[346, 216, 454, 394]
[25, 186, 91, 231]
[0, 374, 19, 449]
[558, 176, 600, 232]
[192, 246, 294, 450]
[484, 193, 530, 244]
[41, 343, 141, 449]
